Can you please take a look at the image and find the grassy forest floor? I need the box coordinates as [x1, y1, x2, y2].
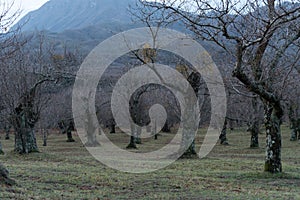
[0, 125, 300, 199]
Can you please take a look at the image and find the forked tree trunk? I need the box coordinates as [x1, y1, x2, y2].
[14, 128, 39, 154]
[11, 86, 40, 154]
[264, 104, 283, 173]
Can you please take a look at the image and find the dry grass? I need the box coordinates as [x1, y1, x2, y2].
[0, 125, 299, 199]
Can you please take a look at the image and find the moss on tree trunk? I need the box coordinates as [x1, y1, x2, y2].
[14, 128, 39, 154]
[264, 105, 283, 173]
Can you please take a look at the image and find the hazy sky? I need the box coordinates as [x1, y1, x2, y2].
[9, 0, 49, 23]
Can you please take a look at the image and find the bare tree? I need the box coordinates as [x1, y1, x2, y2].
[0, 0, 22, 185]
[285, 69, 300, 141]
[136, 0, 300, 173]
[0, 31, 80, 153]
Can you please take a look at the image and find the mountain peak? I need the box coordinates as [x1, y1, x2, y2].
[16, 0, 137, 33]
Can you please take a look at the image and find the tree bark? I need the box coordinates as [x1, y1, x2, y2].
[66, 130, 75, 142]
[182, 139, 196, 156]
[219, 119, 229, 145]
[84, 113, 99, 147]
[4, 125, 10, 140]
[250, 121, 259, 148]
[179, 71, 201, 157]
[127, 123, 137, 149]
[152, 120, 158, 140]
[288, 105, 300, 141]
[264, 104, 283, 173]
[0, 141, 4, 155]
[162, 121, 171, 133]
[65, 120, 75, 142]
[0, 163, 15, 186]
[290, 119, 298, 141]
[136, 126, 142, 144]
[11, 86, 40, 154]
[110, 124, 116, 134]
[179, 123, 197, 158]
[127, 136, 137, 149]
[250, 97, 260, 148]
[14, 128, 39, 154]
[42, 129, 48, 146]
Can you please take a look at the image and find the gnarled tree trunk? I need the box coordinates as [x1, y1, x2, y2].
[14, 128, 38, 153]
[12, 103, 39, 154]
[10, 82, 45, 154]
[264, 104, 283, 173]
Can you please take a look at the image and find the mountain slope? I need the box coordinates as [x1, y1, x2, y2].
[16, 0, 137, 33]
